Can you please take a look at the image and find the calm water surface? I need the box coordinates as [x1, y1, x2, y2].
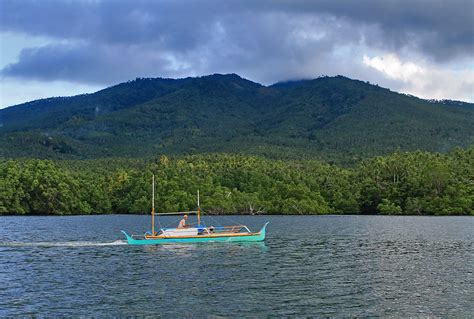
[0, 215, 472, 317]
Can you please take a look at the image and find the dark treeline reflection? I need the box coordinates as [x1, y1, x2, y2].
[1, 147, 473, 215]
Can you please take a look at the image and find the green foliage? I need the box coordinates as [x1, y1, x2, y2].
[1, 147, 472, 215]
[357, 148, 474, 215]
[377, 199, 402, 215]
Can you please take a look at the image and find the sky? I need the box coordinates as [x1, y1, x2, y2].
[0, 0, 473, 108]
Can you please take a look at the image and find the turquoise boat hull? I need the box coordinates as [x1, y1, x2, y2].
[121, 222, 269, 245]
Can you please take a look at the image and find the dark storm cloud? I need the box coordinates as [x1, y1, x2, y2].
[0, 0, 472, 85]
[271, 0, 474, 60]
[1, 42, 173, 84]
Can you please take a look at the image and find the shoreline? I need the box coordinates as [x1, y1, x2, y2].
[1, 213, 472, 217]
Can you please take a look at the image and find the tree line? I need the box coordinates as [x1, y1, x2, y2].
[1, 147, 473, 215]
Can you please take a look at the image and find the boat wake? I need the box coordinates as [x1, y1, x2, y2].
[0, 240, 127, 247]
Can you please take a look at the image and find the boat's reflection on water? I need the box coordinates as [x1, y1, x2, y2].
[141, 241, 268, 256]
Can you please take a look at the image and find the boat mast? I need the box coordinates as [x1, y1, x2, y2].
[151, 174, 155, 235]
[197, 189, 200, 226]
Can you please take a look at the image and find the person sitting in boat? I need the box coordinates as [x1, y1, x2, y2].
[178, 215, 190, 228]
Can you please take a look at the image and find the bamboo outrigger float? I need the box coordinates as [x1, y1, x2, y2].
[121, 176, 269, 245]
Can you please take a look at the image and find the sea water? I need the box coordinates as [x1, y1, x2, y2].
[0, 215, 472, 316]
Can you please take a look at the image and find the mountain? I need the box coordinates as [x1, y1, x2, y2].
[1, 74, 473, 163]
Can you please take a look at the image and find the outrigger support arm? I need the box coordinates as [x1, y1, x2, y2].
[241, 225, 251, 233]
[155, 211, 198, 215]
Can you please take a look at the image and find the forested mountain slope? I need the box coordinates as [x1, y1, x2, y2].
[1, 74, 473, 163]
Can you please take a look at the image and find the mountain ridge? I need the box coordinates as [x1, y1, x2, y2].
[1, 74, 473, 163]
[4, 74, 473, 110]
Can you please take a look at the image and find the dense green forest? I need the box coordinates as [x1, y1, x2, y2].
[1, 75, 473, 164]
[1, 147, 473, 215]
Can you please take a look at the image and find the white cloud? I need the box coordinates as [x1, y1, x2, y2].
[362, 54, 423, 82]
[363, 53, 474, 101]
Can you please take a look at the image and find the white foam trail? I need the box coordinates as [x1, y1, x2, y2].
[0, 240, 127, 247]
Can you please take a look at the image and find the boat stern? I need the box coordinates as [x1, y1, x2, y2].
[121, 230, 134, 244]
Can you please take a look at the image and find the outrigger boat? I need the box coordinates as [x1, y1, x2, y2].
[121, 176, 269, 245]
